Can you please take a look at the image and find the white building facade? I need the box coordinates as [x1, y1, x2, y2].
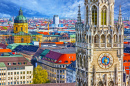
[53, 15, 59, 27]
[0, 55, 33, 85]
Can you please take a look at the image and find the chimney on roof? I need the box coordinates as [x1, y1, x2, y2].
[39, 42, 41, 48]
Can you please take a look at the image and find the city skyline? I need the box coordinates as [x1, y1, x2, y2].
[0, 0, 129, 19]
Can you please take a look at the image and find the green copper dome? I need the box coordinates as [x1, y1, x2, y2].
[14, 8, 27, 23]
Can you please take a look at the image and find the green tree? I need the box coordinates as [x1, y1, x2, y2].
[33, 65, 49, 84]
[3, 26, 8, 30]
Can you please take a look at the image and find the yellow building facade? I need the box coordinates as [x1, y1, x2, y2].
[13, 8, 31, 43]
[14, 34, 31, 43]
[14, 23, 28, 33]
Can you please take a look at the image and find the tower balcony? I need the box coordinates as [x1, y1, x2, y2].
[101, 43, 105, 47]
[94, 43, 121, 48]
[94, 43, 99, 47]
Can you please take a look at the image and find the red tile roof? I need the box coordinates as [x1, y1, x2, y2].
[38, 32, 49, 35]
[56, 53, 76, 64]
[123, 53, 130, 74]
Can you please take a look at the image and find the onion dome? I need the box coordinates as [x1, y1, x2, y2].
[14, 8, 27, 23]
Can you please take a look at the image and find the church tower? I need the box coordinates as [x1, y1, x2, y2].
[14, 8, 28, 33]
[13, 8, 31, 43]
[76, 0, 124, 86]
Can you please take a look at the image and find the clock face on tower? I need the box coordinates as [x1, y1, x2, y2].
[98, 53, 114, 69]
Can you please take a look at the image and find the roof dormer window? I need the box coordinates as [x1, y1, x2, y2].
[23, 62, 27, 65]
[8, 63, 11, 66]
[64, 61, 68, 63]
[13, 62, 16, 65]
[59, 60, 62, 63]
[18, 62, 21, 65]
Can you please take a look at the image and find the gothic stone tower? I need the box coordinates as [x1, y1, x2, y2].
[76, 0, 124, 86]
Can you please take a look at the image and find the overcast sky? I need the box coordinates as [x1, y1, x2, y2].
[0, 0, 129, 19]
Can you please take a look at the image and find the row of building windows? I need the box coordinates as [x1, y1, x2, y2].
[57, 70, 65, 73]
[40, 60, 69, 69]
[57, 75, 65, 78]
[8, 76, 31, 80]
[15, 27, 27, 31]
[0, 83, 5, 85]
[8, 62, 27, 66]
[0, 69, 6, 71]
[124, 60, 130, 62]
[8, 71, 32, 75]
[42, 56, 74, 63]
[0, 77, 6, 80]
[8, 81, 31, 85]
[57, 81, 64, 83]
[7, 67, 24, 70]
[0, 73, 6, 76]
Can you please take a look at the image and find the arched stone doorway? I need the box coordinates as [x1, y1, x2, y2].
[108, 81, 114, 86]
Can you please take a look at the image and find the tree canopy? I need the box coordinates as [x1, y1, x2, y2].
[3, 26, 8, 29]
[33, 65, 49, 84]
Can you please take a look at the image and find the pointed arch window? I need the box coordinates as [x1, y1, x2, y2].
[101, 6, 107, 25]
[94, 35, 99, 43]
[101, 35, 105, 43]
[21, 27, 22, 31]
[86, 6, 88, 24]
[16, 27, 17, 31]
[114, 35, 117, 43]
[80, 55, 82, 67]
[92, 5, 97, 25]
[107, 35, 111, 43]
[21, 38, 24, 43]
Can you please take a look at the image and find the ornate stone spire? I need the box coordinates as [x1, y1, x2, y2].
[118, 5, 122, 25]
[77, 4, 81, 23]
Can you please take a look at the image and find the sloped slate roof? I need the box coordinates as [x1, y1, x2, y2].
[22, 45, 39, 52]
[45, 51, 62, 60]
[33, 48, 44, 58]
[13, 45, 39, 52]
[7, 43, 32, 50]
[13, 45, 24, 52]
[0, 56, 32, 67]
[51, 48, 75, 54]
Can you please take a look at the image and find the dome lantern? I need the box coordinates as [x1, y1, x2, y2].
[14, 8, 27, 23]
[19, 7, 23, 15]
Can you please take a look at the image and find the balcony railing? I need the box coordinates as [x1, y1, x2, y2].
[94, 43, 99, 47]
[113, 43, 118, 47]
[101, 43, 105, 47]
[107, 43, 111, 47]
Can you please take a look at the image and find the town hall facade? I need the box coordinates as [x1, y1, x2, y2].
[76, 0, 124, 86]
